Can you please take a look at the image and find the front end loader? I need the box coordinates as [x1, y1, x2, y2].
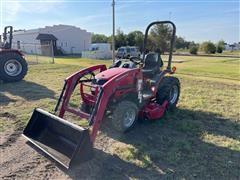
[23, 21, 180, 169]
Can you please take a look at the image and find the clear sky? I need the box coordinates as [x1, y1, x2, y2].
[1, 0, 239, 43]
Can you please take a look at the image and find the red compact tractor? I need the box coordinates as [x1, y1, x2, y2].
[23, 21, 180, 169]
[0, 26, 28, 82]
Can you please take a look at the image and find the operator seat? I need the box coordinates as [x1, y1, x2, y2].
[142, 53, 163, 100]
[142, 53, 163, 77]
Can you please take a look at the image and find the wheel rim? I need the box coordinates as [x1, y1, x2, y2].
[123, 109, 136, 128]
[169, 85, 179, 104]
[4, 59, 22, 77]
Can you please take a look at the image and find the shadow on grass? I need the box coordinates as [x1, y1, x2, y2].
[0, 93, 17, 106]
[27, 141, 162, 179]
[67, 149, 164, 179]
[0, 80, 55, 106]
[101, 108, 240, 179]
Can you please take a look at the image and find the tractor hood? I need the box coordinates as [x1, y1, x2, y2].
[95, 68, 130, 81]
[0, 48, 24, 56]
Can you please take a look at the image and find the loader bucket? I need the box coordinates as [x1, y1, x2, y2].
[23, 108, 93, 169]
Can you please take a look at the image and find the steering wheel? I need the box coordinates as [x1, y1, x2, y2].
[129, 56, 142, 64]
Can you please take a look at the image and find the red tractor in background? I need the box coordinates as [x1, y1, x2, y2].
[23, 21, 180, 169]
[0, 26, 28, 82]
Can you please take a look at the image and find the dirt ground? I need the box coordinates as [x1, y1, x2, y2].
[0, 115, 164, 180]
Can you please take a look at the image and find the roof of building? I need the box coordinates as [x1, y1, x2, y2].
[36, 33, 58, 41]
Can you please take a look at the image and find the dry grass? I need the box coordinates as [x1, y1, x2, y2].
[0, 55, 239, 179]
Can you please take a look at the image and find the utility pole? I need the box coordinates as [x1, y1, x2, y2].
[169, 11, 172, 20]
[112, 0, 115, 62]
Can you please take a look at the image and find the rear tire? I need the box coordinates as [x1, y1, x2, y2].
[112, 100, 138, 132]
[156, 76, 180, 111]
[0, 53, 28, 82]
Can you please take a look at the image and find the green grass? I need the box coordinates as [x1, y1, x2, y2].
[55, 55, 240, 80]
[0, 55, 239, 178]
[221, 50, 240, 56]
[168, 55, 240, 80]
[26, 54, 240, 81]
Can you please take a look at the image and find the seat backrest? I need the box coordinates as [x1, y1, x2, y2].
[143, 53, 163, 69]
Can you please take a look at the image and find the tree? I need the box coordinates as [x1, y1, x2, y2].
[175, 36, 191, 49]
[126, 31, 136, 46]
[91, 34, 108, 43]
[126, 31, 144, 52]
[217, 40, 225, 49]
[216, 40, 225, 53]
[147, 24, 172, 54]
[217, 45, 223, 53]
[200, 41, 216, 54]
[189, 46, 198, 54]
[175, 36, 185, 49]
[134, 31, 144, 52]
[115, 28, 127, 49]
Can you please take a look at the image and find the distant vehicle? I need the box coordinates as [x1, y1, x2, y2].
[116, 46, 141, 59]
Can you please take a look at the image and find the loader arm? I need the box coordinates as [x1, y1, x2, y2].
[55, 64, 141, 143]
[55, 64, 107, 118]
[90, 68, 142, 143]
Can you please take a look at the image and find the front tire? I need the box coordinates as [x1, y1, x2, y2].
[0, 53, 28, 82]
[112, 100, 138, 132]
[156, 76, 180, 111]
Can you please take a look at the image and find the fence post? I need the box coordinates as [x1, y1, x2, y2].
[51, 40, 55, 64]
[35, 44, 38, 64]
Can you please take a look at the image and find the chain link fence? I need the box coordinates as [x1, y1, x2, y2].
[12, 42, 55, 64]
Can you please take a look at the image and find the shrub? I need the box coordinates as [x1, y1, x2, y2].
[216, 40, 225, 53]
[189, 46, 198, 54]
[200, 41, 216, 54]
[217, 45, 223, 53]
[217, 40, 225, 50]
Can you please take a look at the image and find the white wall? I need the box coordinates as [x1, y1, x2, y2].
[82, 51, 112, 60]
[12, 29, 42, 54]
[12, 25, 91, 55]
[82, 43, 112, 59]
[40, 25, 91, 54]
[90, 43, 111, 51]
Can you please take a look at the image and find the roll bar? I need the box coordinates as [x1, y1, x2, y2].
[142, 21, 176, 70]
[3, 26, 13, 49]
